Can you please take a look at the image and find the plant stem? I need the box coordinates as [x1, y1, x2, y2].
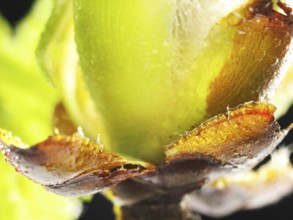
[120, 200, 201, 220]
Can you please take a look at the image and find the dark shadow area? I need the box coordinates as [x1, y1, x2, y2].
[79, 194, 115, 220]
[279, 105, 293, 145]
[0, 0, 34, 26]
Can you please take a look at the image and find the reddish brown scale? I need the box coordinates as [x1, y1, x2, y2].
[53, 103, 77, 135]
[206, 0, 293, 117]
[277, 1, 293, 15]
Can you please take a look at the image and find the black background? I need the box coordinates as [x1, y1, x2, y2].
[1, 1, 293, 219]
